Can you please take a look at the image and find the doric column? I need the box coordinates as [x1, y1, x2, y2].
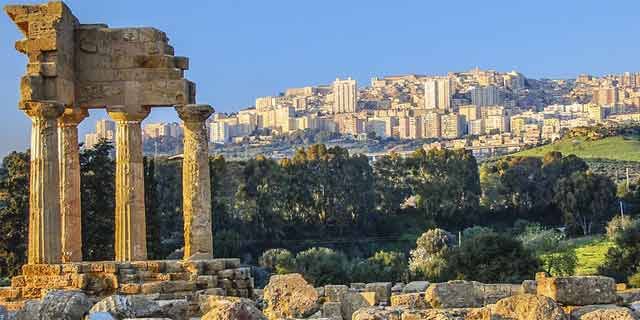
[176, 104, 214, 260]
[58, 108, 88, 262]
[107, 105, 150, 261]
[23, 101, 65, 264]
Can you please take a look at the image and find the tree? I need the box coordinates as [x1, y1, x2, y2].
[408, 148, 481, 225]
[144, 157, 163, 259]
[599, 219, 640, 282]
[373, 152, 411, 215]
[0, 151, 29, 277]
[80, 140, 115, 261]
[554, 172, 616, 235]
[446, 232, 540, 283]
[408, 228, 454, 281]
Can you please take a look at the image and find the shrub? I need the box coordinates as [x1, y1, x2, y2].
[462, 226, 494, 242]
[294, 247, 350, 286]
[599, 221, 640, 282]
[352, 251, 407, 283]
[540, 249, 577, 276]
[517, 223, 565, 254]
[408, 228, 454, 281]
[628, 272, 640, 288]
[259, 248, 295, 274]
[606, 215, 635, 240]
[446, 233, 540, 283]
[415, 228, 455, 255]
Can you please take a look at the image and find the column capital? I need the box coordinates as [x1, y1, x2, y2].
[175, 104, 214, 123]
[107, 105, 150, 122]
[21, 100, 64, 120]
[58, 108, 89, 127]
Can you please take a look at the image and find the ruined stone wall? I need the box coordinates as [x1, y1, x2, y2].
[0, 259, 254, 314]
[5, 1, 196, 110]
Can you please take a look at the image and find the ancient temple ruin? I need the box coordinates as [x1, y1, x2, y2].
[0, 1, 252, 312]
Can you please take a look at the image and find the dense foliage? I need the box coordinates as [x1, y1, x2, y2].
[0, 140, 626, 284]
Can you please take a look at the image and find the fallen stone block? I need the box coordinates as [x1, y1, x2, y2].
[325, 285, 349, 302]
[390, 293, 428, 309]
[263, 274, 319, 319]
[401, 281, 430, 294]
[536, 273, 617, 306]
[365, 283, 392, 304]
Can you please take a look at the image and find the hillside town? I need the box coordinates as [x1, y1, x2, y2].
[85, 68, 640, 158]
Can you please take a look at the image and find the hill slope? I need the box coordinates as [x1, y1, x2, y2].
[514, 136, 640, 162]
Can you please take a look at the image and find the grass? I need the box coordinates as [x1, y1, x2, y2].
[514, 136, 640, 162]
[564, 236, 614, 276]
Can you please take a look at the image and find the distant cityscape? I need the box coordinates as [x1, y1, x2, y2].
[83, 68, 640, 158]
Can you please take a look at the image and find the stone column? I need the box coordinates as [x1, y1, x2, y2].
[107, 105, 150, 262]
[176, 104, 214, 260]
[58, 108, 88, 262]
[23, 101, 65, 264]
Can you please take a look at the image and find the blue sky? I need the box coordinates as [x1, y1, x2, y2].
[1, 0, 640, 156]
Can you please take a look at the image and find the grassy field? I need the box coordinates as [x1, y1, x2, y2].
[562, 236, 614, 276]
[514, 136, 640, 162]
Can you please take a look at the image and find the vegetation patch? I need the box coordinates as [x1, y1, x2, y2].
[515, 136, 640, 162]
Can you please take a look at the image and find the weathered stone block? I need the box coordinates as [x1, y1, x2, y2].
[203, 260, 225, 274]
[22, 264, 61, 276]
[140, 282, 164, 295]
[390, 293, 428, 309]
[365, 282, 392, 304]
[117, 283, 140, 295]
[402, 281, 430, 294]
[536, 273, 617, 306]
[218, 269, 234, 279]
[11, 276, 26, 288]
[324, 285, 349, 302]
[163, 280, 195, 293]
[234, 268, 251, 280]
[0, 288, 21, 301]
[322, 302, 342, 318]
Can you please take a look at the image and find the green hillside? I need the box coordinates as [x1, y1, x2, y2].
[514, 135, 640, 162]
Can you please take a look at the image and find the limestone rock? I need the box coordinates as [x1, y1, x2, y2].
[521, 280, 537, 294]
[85, 312, 117, 320]
[629, 301, 640, 315]
[425, 281, 518, 309]
[485, 294, 566, 320]
[201, 296, 266, 320]
[568, 304, 623, 319]
[364, 283, 392, 304]
[15, 290, 92, 320]
[339, 291, 375, 320]
[401, 309, 472, 320]
[619, 290, 640, 305]
[263, 274, 319, 319]
[351, 307, 403, 320]
[321, 302, 342, 319]
[89, 294, 162, 318]
[391, 283, 404, 294]
[536, 273, 617, 306]
[402, 281, 430, 294]
[324, 285, 349, 302]
[576, 307, 637, 320]
[157, 299, 189, 320]
[425, 281, 482, 308]
[390, 293, 428, 309]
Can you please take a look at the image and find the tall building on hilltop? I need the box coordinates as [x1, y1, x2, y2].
[332, 77, 357, 114]
[471, 85, 503, 107]
[84, 119, 115, 148]
[592, 86, 619, 106]
[424, 78, 453, 111]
